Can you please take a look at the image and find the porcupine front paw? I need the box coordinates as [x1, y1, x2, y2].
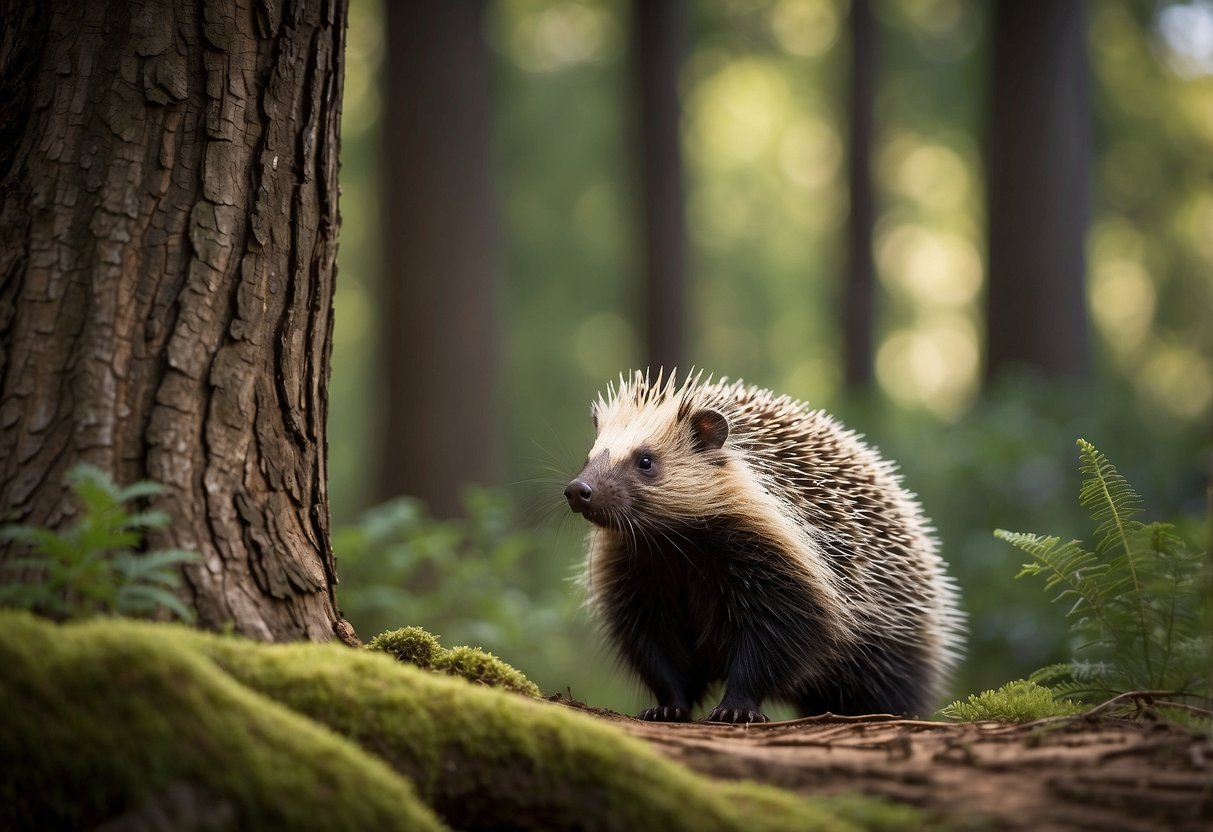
[705, 705, 769, 724]
[637, 705, 691, 722]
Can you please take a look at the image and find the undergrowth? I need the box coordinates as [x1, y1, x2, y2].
[940, 679, 1083, 722]
[946, 439, 1211, 723]
[0, 464, 198, 622]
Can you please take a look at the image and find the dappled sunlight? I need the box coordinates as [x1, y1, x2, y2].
[778, 118, 842, 190]
[687, 59, 795, 167]
[332, 279, 375, 354]
[879, 0, 982, 61]
[887, 141, 973, 212]
[876, 317, 979, 419]
[876, 222, 982, 307]
[779, 357, 842, 406]
[341, 0, 383, 138]
[1089, 258, 1156, 359]
[498, 0, 619, 73]
[871, 122, 984, 418]
[769, 0, 842, 59]
[1178, 193, 1213, 264]
[687, 178, 778, 246]
[1136, 344, 1213, 423]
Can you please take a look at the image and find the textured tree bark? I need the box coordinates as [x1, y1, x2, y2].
[985, 0, 1091, 380]
[0, 0, 353, 643]
[632, 0, 687, 373]
[378, 0, 498, 518]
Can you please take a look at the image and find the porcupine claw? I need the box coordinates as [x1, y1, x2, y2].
[705, 706, 769, 724]
[637, 705, 691, 722]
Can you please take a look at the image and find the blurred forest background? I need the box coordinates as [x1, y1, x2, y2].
[327, 0, 1212, 714]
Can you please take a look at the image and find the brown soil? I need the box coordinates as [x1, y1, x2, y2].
[558, 698, 1213, 831]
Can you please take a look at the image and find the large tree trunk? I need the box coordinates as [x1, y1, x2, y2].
[985, 0, 1091, 380]
[0, 0, 352, 642]
[378, 0, 498, 518]
[632, 0, 687, 373]
[843, 0, 876, 390]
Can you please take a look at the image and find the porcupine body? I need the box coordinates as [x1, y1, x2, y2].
[563, 370, 965, 724]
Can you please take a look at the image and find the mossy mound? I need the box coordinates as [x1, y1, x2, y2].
[0, 612, 442, 831]
[369, 625, 443, 667]
[0, 612, 880, 831]
[368, 626, 540, 697]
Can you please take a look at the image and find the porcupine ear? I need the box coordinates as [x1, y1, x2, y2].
[690, 409, 728, 452]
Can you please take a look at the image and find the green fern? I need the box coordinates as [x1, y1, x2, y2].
[997, 439, 1210, 703]
[0, 464, 198, 622]
[941, 679, 1084, 722]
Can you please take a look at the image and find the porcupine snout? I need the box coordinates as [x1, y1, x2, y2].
[565, 451, 623, 526]
[564, 478, 593, 512]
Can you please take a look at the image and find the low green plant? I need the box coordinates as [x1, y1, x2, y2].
[941, 679, 1084, 722]
[996, 439, 1211, 705]
[368, 625, 540, 697]
[334, 490, 565, 648]
[0, 464, 198, 622]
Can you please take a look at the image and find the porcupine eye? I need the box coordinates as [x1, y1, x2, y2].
[636, 451, 656, 477]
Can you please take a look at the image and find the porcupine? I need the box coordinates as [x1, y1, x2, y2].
[563, 370, 965, 724]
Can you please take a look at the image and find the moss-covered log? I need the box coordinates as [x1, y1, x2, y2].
[0, 612, 860, 831]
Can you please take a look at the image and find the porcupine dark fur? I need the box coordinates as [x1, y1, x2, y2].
[563, 369, 965, 723]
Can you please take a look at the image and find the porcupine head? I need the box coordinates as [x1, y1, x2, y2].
[564, 369, 964, 725]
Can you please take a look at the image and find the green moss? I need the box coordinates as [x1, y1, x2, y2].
[434, 645, 541, 697]
[368, 625, 540, 697]
[0, 612, 443, 831]
[940, 679, 1085, 722]
[194, 631, 853, 831]
[816, 793, 940, 831]
[0, 612, 925, 831]
[368, 626, 443, 668]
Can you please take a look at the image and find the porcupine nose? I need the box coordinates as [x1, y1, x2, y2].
[564, 479, 593, 513]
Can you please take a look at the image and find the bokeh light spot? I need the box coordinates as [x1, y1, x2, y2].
[769, 0, 842, 59]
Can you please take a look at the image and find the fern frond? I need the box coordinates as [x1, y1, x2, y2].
[1076, 438, 1154, 677]
[1003, 439, 1211, 704]
[1076, 439, 1145, 552]
[1002, 531, 1124, 652]
[1, 464, 198, 622]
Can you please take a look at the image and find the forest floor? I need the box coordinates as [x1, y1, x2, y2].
[557, 697, 1213, 831]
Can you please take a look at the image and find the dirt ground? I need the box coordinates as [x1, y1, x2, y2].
[559, 698, 1213, 830]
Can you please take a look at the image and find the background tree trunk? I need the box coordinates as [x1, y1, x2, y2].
[378, 0, 499, 518]
[0, 0, 352, 642]
[843, 0, 876, 390]
[985, 0, 1092, 380]
[632, 0, 687, 374]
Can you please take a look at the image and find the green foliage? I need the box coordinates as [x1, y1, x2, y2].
[860, 373, 1207, 701]
[335, 489, 564, 648]
[368, 626, 540, 697]
[940, 679, 1084, 722]
[0, 464, 198, 622]
[334, 489, 627, 704]
[998, 439, 1211, 703]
